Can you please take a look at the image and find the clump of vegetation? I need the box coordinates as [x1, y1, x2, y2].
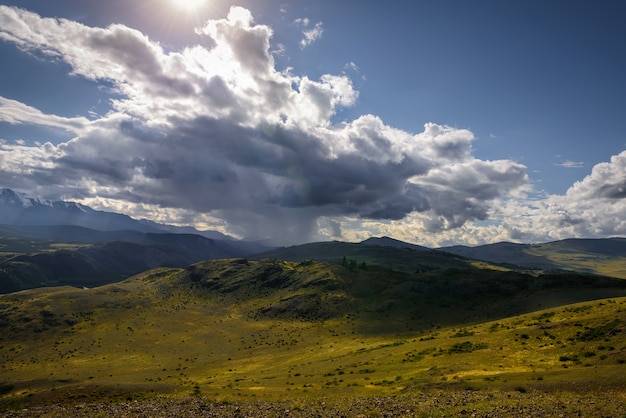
[535, 311, 556, 321]
[575, 320, 622, 342]
[452, 328, 475, 338]
[447, 341, 487, 354]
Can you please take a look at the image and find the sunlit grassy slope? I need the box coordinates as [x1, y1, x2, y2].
[1, 258, 626, 409]
[443, 237, 626, 279]
[527, 239, 626, 279]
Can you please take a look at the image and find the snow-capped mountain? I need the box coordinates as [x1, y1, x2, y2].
[0, 188, 52, 208]
[0, 188, 271, 258]
[0, 188, 160, 232]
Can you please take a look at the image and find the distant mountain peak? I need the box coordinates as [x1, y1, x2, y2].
[0, 188, 244, 243]
[364, 236, 405, 244]
[0, 189, 95, 213]
[0, 187, 157, 232]
[0, 188, 51, 208]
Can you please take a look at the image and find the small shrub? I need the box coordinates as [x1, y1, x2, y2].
[447, 341, 487, 354]
[535, 312, 555, 321]
[452, 329, 475, 338]
[576, 320, 622, 342]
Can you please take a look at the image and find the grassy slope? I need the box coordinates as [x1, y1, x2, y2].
[1, 259, 626, 410]
[443, 238, 626, 279]
[527, 239, 626, 279]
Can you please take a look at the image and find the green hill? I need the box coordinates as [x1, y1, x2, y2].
[252, 241, 470, 274]
[1, 258, 626, 412]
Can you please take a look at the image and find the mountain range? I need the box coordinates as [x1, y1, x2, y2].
[1, 187, 626, 293]
[0, 188, 271, 292]
[0, 188, 231, 239]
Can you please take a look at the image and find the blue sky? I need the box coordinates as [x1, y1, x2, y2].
[0, 0, 625, 246]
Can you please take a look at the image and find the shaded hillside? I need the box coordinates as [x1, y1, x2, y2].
[1, 258, 626, 410]
[0, 224, 270, 257]
[185, 258, 626, 330]
[252, 241, 470, 274]
[0, 224, 274, 293]
[0, 241, 211, 293]
[0, 224, 151, 244]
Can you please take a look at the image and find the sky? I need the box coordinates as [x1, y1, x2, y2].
[0, 0, 625, 247]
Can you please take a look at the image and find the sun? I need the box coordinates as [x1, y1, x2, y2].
[169, 0, 208, 12]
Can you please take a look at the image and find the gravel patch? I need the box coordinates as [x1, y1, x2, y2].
[3, 390, 626, 417]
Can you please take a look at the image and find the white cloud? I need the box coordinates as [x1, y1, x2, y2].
[293, 17, 310, 26]
[12, 5, 626, 246]
[271, 42, 286, 56]
[566, 151, 626, 200]
[0, 97, 89, 132]
[470, 152, 626, 243]
[344, 62, 359, 72]
[301, 21, 323, 48]
[555, 160, 585, 168]
[293, 17, 323, 48]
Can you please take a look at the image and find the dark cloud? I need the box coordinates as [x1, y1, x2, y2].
[596, 183, 626, 199]
[0, 5, 532, 244]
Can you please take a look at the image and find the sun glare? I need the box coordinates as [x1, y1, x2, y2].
[169, 0, 207, 12]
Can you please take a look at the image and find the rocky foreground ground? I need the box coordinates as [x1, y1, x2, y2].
[4, 390, 626, 417]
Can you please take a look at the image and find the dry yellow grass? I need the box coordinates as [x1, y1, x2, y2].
[1, 262, 625, 412]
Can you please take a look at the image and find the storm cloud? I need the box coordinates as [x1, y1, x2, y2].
[0, 5, 532, 244]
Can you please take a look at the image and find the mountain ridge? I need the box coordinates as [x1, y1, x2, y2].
[0, 188, 159, 233]
[2, 187, 626, 293]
